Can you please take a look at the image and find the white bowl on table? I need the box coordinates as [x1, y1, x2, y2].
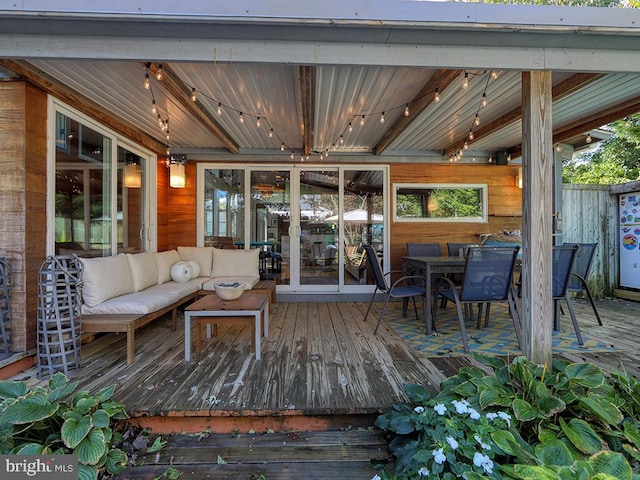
[214, 282, 245, 300]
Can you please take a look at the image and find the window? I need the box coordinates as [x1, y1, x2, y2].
[393, 183, 487, 223]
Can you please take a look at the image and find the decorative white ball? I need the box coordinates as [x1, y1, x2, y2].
[170, 261, 193, 283]
[186, 260, 201, 279]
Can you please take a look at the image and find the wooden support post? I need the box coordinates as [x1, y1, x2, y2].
[521, 71, 554, 366]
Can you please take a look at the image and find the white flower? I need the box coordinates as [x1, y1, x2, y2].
[446, 435, 459, 450]
[432, 447, 447, 464]
[418, 466, 430, 476]
[473, 452, 494, 474]
[468, 408, 481, 420]
[498, 411, 512, 427]
[414, 406, 425, 414]
[371, 475, 381, 480]
[434, 403, 447, 415]
[452, 399, 470, 414]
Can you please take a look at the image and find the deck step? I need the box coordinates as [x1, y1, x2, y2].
[115, 429, 389, 479]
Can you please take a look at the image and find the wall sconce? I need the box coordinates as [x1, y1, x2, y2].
[123, 161, 142, 188]
[168, 154, 187, 188]
[515, 166, 523, 189]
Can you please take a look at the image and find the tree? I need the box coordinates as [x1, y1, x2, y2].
[563, 115, 640, 184]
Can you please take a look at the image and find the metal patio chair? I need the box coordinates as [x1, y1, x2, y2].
[563, 242, 603, 326]
[363, 245, 426, 335]
[433, 246, 521, 353]
[553, 245, 583, 345]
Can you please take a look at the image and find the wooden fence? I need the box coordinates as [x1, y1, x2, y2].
[561, 184, 617, 298]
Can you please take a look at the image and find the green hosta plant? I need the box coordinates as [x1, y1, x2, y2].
[373, 383, 514, 479]
[0, 372, 128, 480]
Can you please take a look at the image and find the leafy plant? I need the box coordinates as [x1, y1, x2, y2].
[372, 355, 640, 479]
[0, 372, 128, 480]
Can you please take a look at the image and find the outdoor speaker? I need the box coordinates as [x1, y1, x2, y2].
[495, 150, 510, 165]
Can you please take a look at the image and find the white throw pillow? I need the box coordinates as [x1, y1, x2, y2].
[186, 260, 201, 279]
[170, 261, 193, 283]
[211, 247, 260, 278]
[177, 246, 213, 277]
[156, 250, 180, 284]
[126, 252, 158, 292]
[80, 255, 134, 307]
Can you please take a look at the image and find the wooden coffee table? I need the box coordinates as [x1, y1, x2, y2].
[183, 291, 269, 361]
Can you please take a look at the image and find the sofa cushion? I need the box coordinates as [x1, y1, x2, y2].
[126, 252, 158, 292]
[211, 247, 260, 278]
[177, 246, 213, 277]
[156, 249, 180, 284]
[80, 255, 134, 308]
[170, 261, 193, 283]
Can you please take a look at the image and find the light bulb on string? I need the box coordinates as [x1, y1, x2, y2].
[256, 117, 261, 128]
[269, 128, 274, 138]
[404, 104, 410, 116]
[280, 143, 285, 152]
[144, 73, 150, 89]
[290, 151, 295, 160]
[151, 100, 157, 114]
[348, 121, 353, 133]
[158, 115, 164, 128]
[481, 93, 488, 107]
[586, 133, 592, 143]
[380, 112, 385, 124]
[474, 114, 480, 126]
[239, 112, 244, 124]
[434, 88, 440, 103]
[339, 134, 344, 144]
[468, 129, 474, 141]
[462, 72, 469, 89]
[491, 70, 499, 79]
[156, 65, 163, 81]
[217, 103, 222, 115]
[191, 88, 197, 102]
[463, 141, 468, 150]
[360, 115, 365, 127]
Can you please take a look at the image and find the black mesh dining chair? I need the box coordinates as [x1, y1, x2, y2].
[363, 245, 427, 335]
[433, 246, 521, 352]
[553, 245, 583, 345]
[563, 242, 603, 326]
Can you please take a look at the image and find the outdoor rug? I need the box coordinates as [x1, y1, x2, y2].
[383, 302, 616, 357]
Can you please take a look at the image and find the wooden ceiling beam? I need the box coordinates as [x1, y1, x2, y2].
[299, 66, 315, 156]
[0, 58, 168, 154]
[374, 69, 462, 155]
[146, 63, 240, 154]
[509, 94, 640, 159]
[443, 73, 604, 157]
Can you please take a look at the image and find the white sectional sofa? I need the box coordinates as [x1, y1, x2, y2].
[79, 247, 261, 364]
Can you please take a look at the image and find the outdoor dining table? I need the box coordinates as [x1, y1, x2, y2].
[402, 255, 466, 335]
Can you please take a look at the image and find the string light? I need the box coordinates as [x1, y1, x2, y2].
[462, 72, 469, 89]
[191, 88, 197, 102]
[239, 112, 244, 124]
[468, 129, 474, 141]
[360, 115, 366, 126]
[256, 116, 261, 128]
[434, 88, 440, 103]
[586, 133, 592, 143]
[151, 100, 157, 114]
[481, 93, 488, 107]
[156, 65, 163, 81]
[217, 103, 222, 115]
[339, 134, 344, 144]
[404, 104, 410, 116]
[144, 72, 150, 89]
[474, 114, 480, 126]
[269, 128, 274, 138]
[280, 143, 285, 152]
[348, 121, 353, 133]
[380, 112, 385, 124]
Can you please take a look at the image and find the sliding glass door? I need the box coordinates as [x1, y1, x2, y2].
[198, 164, 386, 294]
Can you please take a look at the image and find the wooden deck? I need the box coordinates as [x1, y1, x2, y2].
[11, 296, 640, 432]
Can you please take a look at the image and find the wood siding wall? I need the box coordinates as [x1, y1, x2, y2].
[562, 184, 617, 298]
[389, 163, 522, 271]
[167, 161, 198, 249]
[156, 156, 169, 252]
[0, 82, 47, 351]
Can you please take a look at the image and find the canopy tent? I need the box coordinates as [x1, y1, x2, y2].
[326, 209, 383, 223]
